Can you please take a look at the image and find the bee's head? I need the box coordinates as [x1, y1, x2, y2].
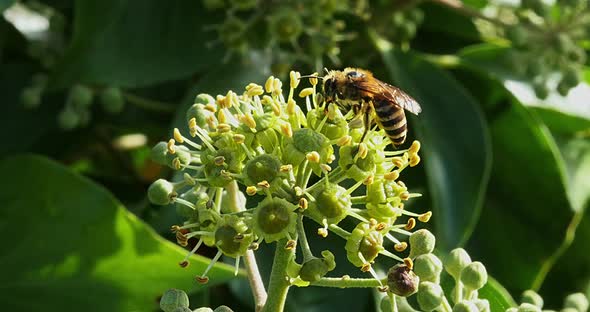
[322, 70, 347, 105]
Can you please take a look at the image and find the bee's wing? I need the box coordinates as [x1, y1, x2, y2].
[353, 78, 422, 115]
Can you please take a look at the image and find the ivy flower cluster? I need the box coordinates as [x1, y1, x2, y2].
[147, 71, 431, 291]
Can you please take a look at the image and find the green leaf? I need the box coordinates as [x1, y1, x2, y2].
[0, 0, 15, 12]
[0, 155, 237, 312]
[440, 272, 516, 310]
[375, 44, 492, 250]
[459, 44, 590, 120]
[531, 107, 590, 135]
[50, 0, 223, 88]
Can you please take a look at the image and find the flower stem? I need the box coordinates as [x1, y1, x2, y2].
[261, 238, 294, 312]
[297, 214, 315, 261]
[310, 277, 387, 288]
[226, 181, 267, 312]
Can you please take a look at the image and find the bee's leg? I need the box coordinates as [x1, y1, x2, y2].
[359, 101, 372, 143]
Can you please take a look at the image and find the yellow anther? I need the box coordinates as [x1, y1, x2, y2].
[397, 181, 407, 188]
[271, 101, 281, 116]
[403, 258, 414, 270]
[214, 156, 225, 166]
[205, 103, 217, 112]
[245, 83, 264, 97]
[409, 140, 421, 154]
[206, 115, 216, 129]
[363, 175, 374, 185]
[179, 260, 189, 268]
[290, 71, 301, 89]
[418, 211, 432, 223]
[358, 143, 368, 159]
[378, 286, 389, 293]
[400, 191, 410, 201]
[309, 72, 319, 86]
[394, 242, 408, 252]
[240, 113, 257, 129]
[299, 198, 308, 210]
[384, 170, 400, 181]
[299, 88, 314, 98]
[306, 151, 321, 163]
[218, 109, 227, 124]
[217, 123, 231, 133]
[361, 263, 371, 272]
[246, 186, 258, 196]
[287, 98, 296, 115]
[265, 76, 275, 93]
[215, 95, 227, 109]
[318, 228, 328, 237]
[327, 103, 337, 120]
[196, 276, 209, 284]
[409, 155, 421, 167]
[257, 180, 270, 189]
[405, 218, 416, 231]
[337, 135, 353, 146]
[167, 139, 176, 154]
[227, 90, 239, 108]
[375, 222, 387, 231]
[281, 123, 293, 138]
[189, 118, 198, 137]
[249, 242, 260, 250]
[272, 78, 282, 95]
[320, 164, 332, 172]
[233, 134, 245, 144]
[173, 128, 184, 143]
[285, 239, 297, 250]
[172, 157, 182, 170]
[392, 156, 405, 168]
[280, 164, 293, 172]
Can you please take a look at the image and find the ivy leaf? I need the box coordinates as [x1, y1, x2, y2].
[375, 41, 492, 250]
[50, 0, 223, 88]
[0, 155, 237, 311]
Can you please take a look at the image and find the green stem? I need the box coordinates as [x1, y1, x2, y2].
[226, 181, 268, 312]
[441, 296, 453, 312]
[262, 239, 295, 312]
[297, 214, 315, 261]
[310, 277, 387, 288]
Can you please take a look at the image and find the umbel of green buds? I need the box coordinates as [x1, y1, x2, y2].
[413, 253, 443, 283]
[445, 248, 472, 279]
[417, 282, 444, 311]
[160, 289, 189, 312]
[460, 261, 488, 292]
[387, 263, 419, 297]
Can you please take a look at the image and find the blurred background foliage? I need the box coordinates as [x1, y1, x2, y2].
[1, 0, 589, 311]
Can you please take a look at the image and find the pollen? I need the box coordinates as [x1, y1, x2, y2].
[299, 88, 314, 98]
[167, 139, 176, 154]
[173, 128, 184, 143]
[306, 151, 321, 163]
[403, 257, 414, 270]
[405, 218, 416, 231]
[290, 71, 301, 89]
[265, 76, 275, 93]
[418, 211, 432, 223]
[394, 242, 408, 252]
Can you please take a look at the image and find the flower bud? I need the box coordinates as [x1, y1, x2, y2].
[58, 108, 80, 130]
[307, 183, 351, 225]
[148, 179, 176, 205]
[473, 299, 490, 312]
[68, 84, 94, 108]
[244, 154, 281, 185]
[453, 301, 479, 312]
[299, 250, 336, 282]
[253, 197, 297, 242]
[517, 303, 541, 312]
[561, 308, 579, 312]
[445, 248, 472, 279]
[21, 86, 42, 109]
[521, 290, 543, 308]
[345, 221, 385, 268]
[160, 289, 190, 312]
[564, 293, 589, 312]
[387, 264, 419, 297]
[215, 215, 253, 257]
[213, 305, 234, 312]
[413, 253, 443, 283]
[408, 229, 436, 258]
[460, 261, 488, 291]
[186, 94, 216, 129]
[417, 282, 444, 311]
[100, 87, 125, 114]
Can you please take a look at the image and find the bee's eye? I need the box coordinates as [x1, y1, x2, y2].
[347, 71, 362, 78]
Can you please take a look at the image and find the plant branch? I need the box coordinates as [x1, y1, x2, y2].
[427, 0, 511, 27]
[261, 239, 295, 312]
[310, 277, 387, 288]
[226, 181, 268, 312]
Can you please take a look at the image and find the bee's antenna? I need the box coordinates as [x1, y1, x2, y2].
[299, 74, 323, 80]
[324, 67, 329, 75]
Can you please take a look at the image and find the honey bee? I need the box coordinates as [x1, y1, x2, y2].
[319, 67, 422, 147]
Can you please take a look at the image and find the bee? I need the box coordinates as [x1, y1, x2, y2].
[319, 67, 422, 147]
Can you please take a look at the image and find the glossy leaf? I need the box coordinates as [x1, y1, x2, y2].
[440, 272, 516, 310]
[50, 0, 223, 88]
[0, 155, 237, 312]
[376, 45, 492, 250]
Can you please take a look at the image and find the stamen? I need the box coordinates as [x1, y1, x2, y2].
[197, 250, 223, 284]
[173, 128, 184, 143]
[180, 238, 204, 267]
[234, 256, 241, 276]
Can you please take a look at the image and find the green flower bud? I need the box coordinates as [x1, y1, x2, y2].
[567, 46, 586, 63]
[68, 84, 94, 109]
[307, 182, 351, 225]
[557, 80, 572, 97]
[561, 308, 580, 312]
[173, 308, 192, 312]
[453, 301, 479, 312]
[533, 80, 549, 99]
[100, 87, 125, 114]
[409, 229, 436, 258]
[58, 108, 80, 130]
[21, 86, 42, 109]
[518, 303, 542, 312]
[387, 263, 419, 297]
[409, 9, 425, 25]
[186, 95, 216, 129]
[193, 308, 214, 312]
[346, 221, 385, 267]
[460, 261, 488, 291]
[220, 17, 248, 52]
[160, 289, 189, 312]
[213, 306, 234, 312]
[561, 67, 580, 88]
[244, 154, 281, 185]
[151, 141, 169, 165]
[299, 250, 336, 282]
[417, 282, 444, 311]
[148, 179, 176, 205]
[564, 293, 589, 312]
[414, 253, 443, 283]
[268, 9, 303, 43]
[445, 248, 472, 279]
[177, 190, 208, 218]
[506, 26, 528, 49]
[398, 22, 417, 40]
[253, 197, 297, 242]
[215, 215, 253, 257]
[522, 290, 544, 308]
[473, 299, 491, 312]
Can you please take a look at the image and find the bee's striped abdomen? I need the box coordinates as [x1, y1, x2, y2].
[373, 98, 407, 147]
